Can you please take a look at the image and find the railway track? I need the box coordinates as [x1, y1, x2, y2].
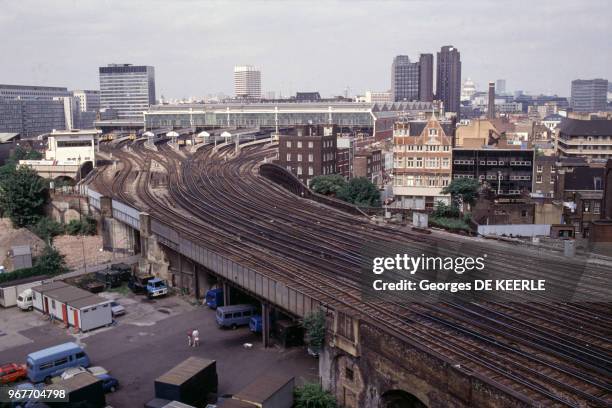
[91, 139, 612, 407]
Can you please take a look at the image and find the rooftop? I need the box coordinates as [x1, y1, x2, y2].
[0, 133, 20, 143]
[558, 117, 612, 136]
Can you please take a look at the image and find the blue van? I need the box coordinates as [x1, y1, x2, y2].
[205, 288, 224, 309]
[26, 342, 90, 383]
[216, 304, 257, 329]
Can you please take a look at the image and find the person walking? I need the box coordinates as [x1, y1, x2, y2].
[192, 328, 200, 347]
[187, 329, 193, 347]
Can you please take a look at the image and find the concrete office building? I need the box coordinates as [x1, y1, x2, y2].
[496, 79, 506, 94]
[419, 54, 434, 102]
[0, 99, 66, 137]
[436, 45, 462, 116]
[0, 84, 70, 100]
[71, 90, 100, 112]
[391, 56, 420, 102]
[570, 79, 608, 113]
[0, 84, 69, 137]
[234, 65, 261, 99]
[99, 64, 156, 119]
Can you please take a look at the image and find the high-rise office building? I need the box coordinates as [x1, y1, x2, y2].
[0, 84, 70, 100]
[99, 64, 156, 119]
[436, 45, 462, 116]
[570, 79, 608, 113]
[487, 82, 496, 119]
[496, 79, 506, 95]
[418, 54, 434, 102]
[234, 65, 261, 99]
[391, 56, 420, 102]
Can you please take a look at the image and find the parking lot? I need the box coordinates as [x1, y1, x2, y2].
[0, 290, 318, 407]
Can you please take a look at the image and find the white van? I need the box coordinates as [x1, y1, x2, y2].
[17, 289, 34, 311]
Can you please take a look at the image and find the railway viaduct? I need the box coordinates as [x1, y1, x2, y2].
[84, 187, 534, 408]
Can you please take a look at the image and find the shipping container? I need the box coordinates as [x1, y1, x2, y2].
[155, 357, 218, 407]
[45, 371, 105, 408]
[232, 376, 294, 408]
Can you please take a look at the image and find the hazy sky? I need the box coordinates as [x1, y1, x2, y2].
[1, 0, 611, 99]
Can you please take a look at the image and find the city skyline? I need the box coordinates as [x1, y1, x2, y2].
[1, 0, 611, 99]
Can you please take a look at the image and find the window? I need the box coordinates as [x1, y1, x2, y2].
[51, 300, 56, 309]
[297, 154, 302, 162]
[406, 176, 414, 186]
[308, 141, 314, 148]
[406, 157, 414, 167]
[428, 128, 438, 136]
[297, 166, 303, 175]
[442, 157, 450, 168]
[583, 201, 591, 213]
[308, 166, 314, 176]
[54, 357, 69, 367]
[297, 141, 302, 148]
[536, 175, 543, 183]
[521, 210, 528, 217]
[593, 201, 601, 214]
[416, 157, 423, 167]
[286, 166, 292, 172]
[232, 313, 242, 318]
[286, 153, 291, 161]
[308, 154, 313, 162]
[39, 362, 54, 370]
[286, 141, 292, 148]
[345, 367, 354, 381]
[537, 165, 543, 173]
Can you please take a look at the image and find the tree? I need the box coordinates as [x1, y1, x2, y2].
[310, 174, 346, 196]
[441, 178, 480, 211]
[65, 217, 97, 236]
[294, 383, 337, 408]
[0, 165, 47, 227]
[34, 245, 67, 276]
[337, 177, 381, 207]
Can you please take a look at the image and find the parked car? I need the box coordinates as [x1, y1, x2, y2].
[0, 363, 27, 384]
[110, 301, 126, 317]
[60, 366, 108, 381]
[26, 342, 90, 383]
[216, 304, 257, 329]
[16, 289, 34, 311]
[97, 373, 119, 393]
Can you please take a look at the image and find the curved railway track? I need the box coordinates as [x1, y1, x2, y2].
[91, 139, 612, 407]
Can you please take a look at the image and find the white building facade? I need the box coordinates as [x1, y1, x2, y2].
[45, 129, 99, 166]
[234, 65, 261, 99]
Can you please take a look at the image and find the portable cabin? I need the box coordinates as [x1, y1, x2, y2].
[0, 275, 49, 308]
[42, 285, 92, 322]
[67, 295, 112, 332]
[31, 281, 69, 312]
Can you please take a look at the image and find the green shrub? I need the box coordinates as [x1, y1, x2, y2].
[302, 310, 326, 351]
[294, 383, 337, 408]
[31, 217, 65, 242]
[429, 216, 471, 232]
[65, 217, 97, 236]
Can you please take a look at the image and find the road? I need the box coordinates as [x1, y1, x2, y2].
[0, 299, 317, 407]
